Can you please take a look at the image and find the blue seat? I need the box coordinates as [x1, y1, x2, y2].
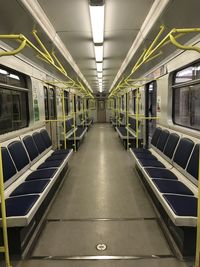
[33, 132, 46, 154]
[46, 154, 67, 161]
[1, 195, 39, 217]
[2, 147, 17, 183]
[75, 127, 86, 138]
[131, 148, 151, 155]
[156, 130, 170, 152]
[51, 149, 71, 156]
[138, 158, 165, 168]
[173, 138, 194, 169]
[117, 126, 134, 138]
[8, 141, 29, 171]
[23, 135, 39, 161]
[25, 168, 57, 181]
[10, 180, 50, 196]
[163, 133, 180, 159]
[135, 153, 157, 160]
[37, 160, 63, 169]
[152, 179, 193, 195]
[144, 168, 178, 180]
[151, 127, 162, 146]
[40, 129, 52, 148]
[186, 144, 199, 180]
[163, 194, 197, 217]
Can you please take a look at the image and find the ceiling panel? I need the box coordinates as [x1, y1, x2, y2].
[38, 0, 155, 93]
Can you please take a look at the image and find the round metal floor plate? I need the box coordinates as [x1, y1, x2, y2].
[96, 243, 107, 251]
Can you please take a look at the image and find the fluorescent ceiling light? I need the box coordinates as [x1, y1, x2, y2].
[96, 62, 103, 72]
[89, 5, 105, 44]
[94, 45, 103, 62]
[97, 72, 102, 78]
[98, 78, 102, 83]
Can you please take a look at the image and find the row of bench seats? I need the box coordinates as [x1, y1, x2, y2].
[65, 118, 88, 149]
[130, 126, 198, 256]
[115, 116, 142, 149]
[0, 128, 73, 256]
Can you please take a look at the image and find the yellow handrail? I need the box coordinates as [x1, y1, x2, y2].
[0, 145, 12, 267]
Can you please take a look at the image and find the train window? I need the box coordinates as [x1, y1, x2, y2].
[173, 63, 200, 130]
[64, 91, 69, 115]
[86, 99, 89, 110]
[0, 88, 28, 134]
[0, 65, 26, 87]
[121, 95, 124, 110]
[44, 87, 49, 120]
[43, 86, 57, 120]
[132, 89, 138, 113]
[49, 88, 56, 119]
[77, 96, 81, 111]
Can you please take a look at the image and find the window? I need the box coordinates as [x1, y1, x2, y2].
[0, 88, 28, 134]
[43, 86, 57, 120]
[121, 95, 124, 110]
[77, 96, 81, 111]
[0, 66, 28, 135]
[64, 91, 69, 115]
[132, 89, 138, 113]
[173, 63, 200, 130]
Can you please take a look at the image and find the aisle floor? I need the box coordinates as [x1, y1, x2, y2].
[15, 124, 192, 267]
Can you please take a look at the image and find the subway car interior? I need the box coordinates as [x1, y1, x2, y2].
[1, 0, 200, 266]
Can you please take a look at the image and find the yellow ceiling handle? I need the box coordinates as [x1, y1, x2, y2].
[170, 34, 200, 53]
[0, 39, 26, 57]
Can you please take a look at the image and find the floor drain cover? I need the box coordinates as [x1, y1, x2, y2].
[96, 243, 107, 251]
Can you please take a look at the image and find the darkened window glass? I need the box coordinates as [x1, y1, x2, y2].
[64, 91, 69, 115]
[44, 87, 49, 120]
[173, 62, 200, 130]
[121, 95, 124, 110]
[0, 88, 28, 134]
[0, 66, 26, 87]
[49, 88, 56, 119]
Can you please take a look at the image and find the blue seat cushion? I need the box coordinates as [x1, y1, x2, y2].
[8, 141, 30, 171]
[139, 159, 165, 168]
[186, 144, 199, 180]
[40, 129, 52, 148]
[51, 149, 71, 156]
[2, 147, 17, 183]
[152, 179, 193, 195]
[10, 180, 50, 196]
[135, 153, 157, 160]
[23, 136, 39, 161]
[144, 168, 178, 180]
[33, 132, 46, 154]
[45, 154, 66, 161]
[25, 168, 57, 181]
[173, 138, 194, 169]
[131, 148, 151, 155]
[37, 160, 63, 169]
[75, 127, 86, 138]
[163, 194, 197, 217]
[1, 195, 39, 217]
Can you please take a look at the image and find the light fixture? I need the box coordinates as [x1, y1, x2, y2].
[97, 72, 102, 78]
[99, 84, 103, 93]
[98, 78, 102, 83]
[89, 4, 105, 44]
[94, 45, 103, 62]
[96, 62, 103, 72]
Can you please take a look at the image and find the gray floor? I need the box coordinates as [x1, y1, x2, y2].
[14, 124, 191, 267]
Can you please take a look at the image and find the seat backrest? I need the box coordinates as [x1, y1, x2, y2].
[2, 147, 17, 188]
[32, 132, 47, 154]
[163, 133, 180, 159]
[23, 135, 39, 161]
[156, 130, 170, 152]
[8, 141, 30, 171]
[173, 138, 194, 169]
[186, 144, 199, 185]
[65, 119, 73, 132]
[40, 129, 52, 148]
[151, 127, 162, 147]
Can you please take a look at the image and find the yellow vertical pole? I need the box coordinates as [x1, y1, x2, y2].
[126, 92, 130, 150]
[136, 89, 139, 148]
[72, 94, 77, 152]
[62, 90, 67, 149]
[0, 145, 12, 267]
[195, 146, 200, 267]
